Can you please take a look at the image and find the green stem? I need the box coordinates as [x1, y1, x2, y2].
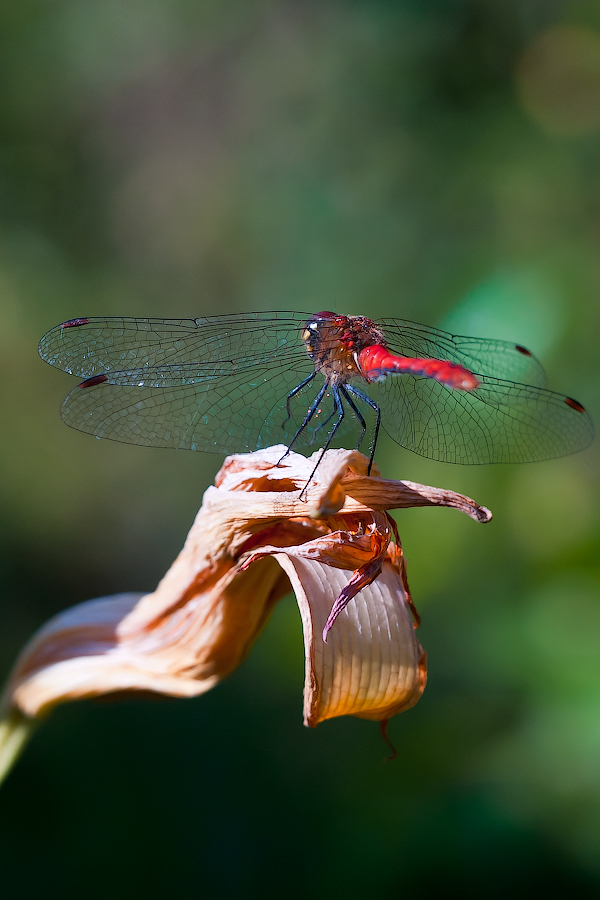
[0, 707, 36, 787]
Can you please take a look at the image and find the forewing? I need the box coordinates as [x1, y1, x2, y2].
[60, 361, 366, 454]
[39, 312, 310, 377]
[373, 374, 594, 464]
[377, 318, 547, 387]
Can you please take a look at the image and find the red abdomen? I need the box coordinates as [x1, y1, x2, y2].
[358, 345, 479, 391]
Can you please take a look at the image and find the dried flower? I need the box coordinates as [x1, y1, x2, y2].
[0, 446, 491, 784]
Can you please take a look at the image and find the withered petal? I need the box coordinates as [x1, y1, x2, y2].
[321, 555, 386, 643]
[271, 554, 426, 726]
[0, 445, 492, 785]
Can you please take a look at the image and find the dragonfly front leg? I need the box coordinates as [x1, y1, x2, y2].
[278, 378, 329, 465]
[281, 371, 317, 427]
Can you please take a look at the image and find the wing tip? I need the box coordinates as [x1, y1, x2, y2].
[515, 344, 533, 357]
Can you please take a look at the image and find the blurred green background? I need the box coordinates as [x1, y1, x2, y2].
[1, 1, 600, 897]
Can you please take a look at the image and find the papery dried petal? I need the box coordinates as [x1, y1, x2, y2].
[272, 553, 426, 726]
[341, 473, 492, 522]
[6, 555, 290, 718]
[321, 555, 386, 642]
[241, 525, 387, 572]
[0, 445, 490, 786]
[241, 523, 391, 643]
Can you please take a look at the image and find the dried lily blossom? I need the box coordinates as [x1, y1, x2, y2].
[0, 446, 491, 783]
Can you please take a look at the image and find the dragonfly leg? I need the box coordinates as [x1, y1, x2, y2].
[346, 385, 381, 475]
[278, 379, 329, 465]
[340, 385, 366, 451]
[282, 371, 317, 426]
[299, 385, 345, 499]
[311, 406, 338, 442]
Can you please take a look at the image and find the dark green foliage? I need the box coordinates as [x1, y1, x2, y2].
[0, 1, 599, 896]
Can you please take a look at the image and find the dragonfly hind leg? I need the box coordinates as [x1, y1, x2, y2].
[311, 403, 339, 442]
[299, 385, 345, 499]
[340, 385, 367, 452]
[345, 384, 381, 475]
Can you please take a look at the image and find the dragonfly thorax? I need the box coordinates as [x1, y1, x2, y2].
[301, 313, 386, 384]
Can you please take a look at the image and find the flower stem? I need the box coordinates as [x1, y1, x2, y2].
[0, 706, 36, 787]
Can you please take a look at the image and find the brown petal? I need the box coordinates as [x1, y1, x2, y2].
[6, 555, 290, 719]
[271, 552, 426, 726]
[240, 524, 388, 572]
[0, 445, 490, 785]
[239, 520, 392, 642]
[342, 474, 493, 522]
[321, 555, 386, 642]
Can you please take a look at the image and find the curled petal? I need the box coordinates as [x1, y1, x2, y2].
[6, 555, 290, 719]
[241, 524, 391, 642]
[272, 554, 426, 726]
[241, 525, 389, 572]
[342, 474, 493, 522]
[0, 446, 491, 785]
[321, 555, 386, 642]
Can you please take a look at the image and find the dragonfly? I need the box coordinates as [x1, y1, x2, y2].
[38, 311, 594, 474]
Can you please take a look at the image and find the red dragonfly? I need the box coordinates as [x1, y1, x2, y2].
[38, 311, 593, 472]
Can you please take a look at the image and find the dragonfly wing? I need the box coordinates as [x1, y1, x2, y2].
[372, 374, 594, 464]
[39, 312, 310, 377]
[60, 362, 367, 454]
[377, 318, 547, 387]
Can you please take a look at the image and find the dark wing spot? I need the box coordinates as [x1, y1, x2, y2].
[79, 374, 108, 389]
[61, 318, 89, 328]
[565, 396, 586, 413]
[515, 344, 533, 356]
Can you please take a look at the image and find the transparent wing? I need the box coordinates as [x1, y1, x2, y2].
[43, 310, 591, 464]
[60, 361, 368, 454]
[371, 374, 594, 464]
[38, 312, 311, 377]
[377, 318, 547, 387]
